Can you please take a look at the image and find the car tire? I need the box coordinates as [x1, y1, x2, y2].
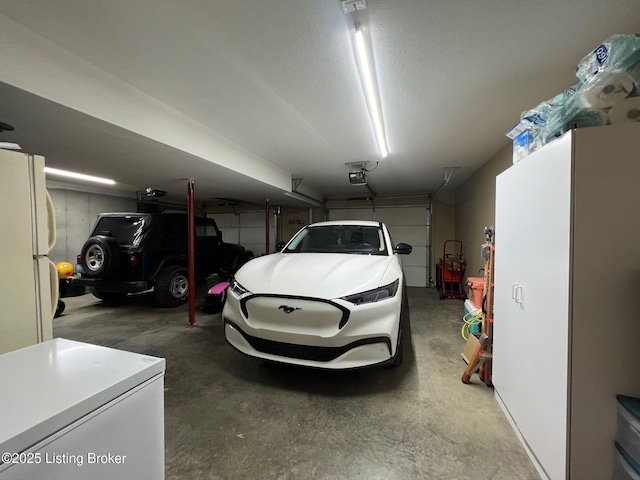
[54, 300, 65, 318]
[89, 288, 128, 304]
[154, 266, 189, 307]
[81, 235, 120, 279]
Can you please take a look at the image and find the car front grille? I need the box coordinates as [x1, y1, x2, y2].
[240, 294, 350, 332]
[224, 319, 391, 362]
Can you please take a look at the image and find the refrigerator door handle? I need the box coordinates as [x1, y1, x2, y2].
[48, 259, 59, 318]
[46, 190, 57, 251]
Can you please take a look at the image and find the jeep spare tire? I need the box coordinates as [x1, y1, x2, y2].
[80, 235, 120, 279]
[154, 265, 189, 307]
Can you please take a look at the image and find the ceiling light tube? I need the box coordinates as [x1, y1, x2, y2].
[354, 25, 389, 158]
[44, 167, 115, 185]
[0, 142, 22, 150]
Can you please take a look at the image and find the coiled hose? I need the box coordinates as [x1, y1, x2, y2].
[461, 310, 482, 340]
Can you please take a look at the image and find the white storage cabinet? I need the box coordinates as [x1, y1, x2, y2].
[493, 124, 640, 480]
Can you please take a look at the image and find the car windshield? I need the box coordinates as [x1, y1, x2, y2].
[93, 216, 148, 246]
[283, 225, 388, 255]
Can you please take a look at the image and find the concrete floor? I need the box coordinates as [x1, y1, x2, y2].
[54, 283, 539, 480]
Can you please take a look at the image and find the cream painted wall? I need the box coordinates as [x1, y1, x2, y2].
[454, 143, 512, 279]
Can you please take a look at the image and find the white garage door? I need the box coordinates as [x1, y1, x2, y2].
[213, 212, 277, 256]
[327, 207, 430, 287]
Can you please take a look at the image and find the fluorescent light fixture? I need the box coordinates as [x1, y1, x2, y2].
[0, 142, 22, 150]
[44, 167, 115, 185]
[354, 25, 389, 158]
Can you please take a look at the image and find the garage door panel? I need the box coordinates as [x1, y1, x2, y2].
[211, 212, 276, 255]
[328, 206, 428, 288]
[215, 213, 239, 229]
[388, 226, 426, 247]
[239, 212, 266, 225]
[328, 208, 375, 221]
[241, 213, 276, 256]
[240, 228, 266, 245]
[239, 229, 276, 256]
[216, 207, 429, 285]
[401, 247, 426, 267]
[403, 266, 426, 287]
[220, 227, 240, 244]
[375, 207, 428, 226]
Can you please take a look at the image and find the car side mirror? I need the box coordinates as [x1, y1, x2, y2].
[394, 243, 412, 255]
[274, 241, 287, 252]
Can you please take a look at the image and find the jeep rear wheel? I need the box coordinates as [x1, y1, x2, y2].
[81, 235, 120, 279]
[154, 266, 189, 307]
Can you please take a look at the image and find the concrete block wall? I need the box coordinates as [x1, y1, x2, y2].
[48, 188, 136, 265]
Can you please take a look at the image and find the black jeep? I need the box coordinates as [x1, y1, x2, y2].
[69, 212, 253, 307]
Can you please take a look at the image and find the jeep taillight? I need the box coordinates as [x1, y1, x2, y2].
[129, 255, 140, 268]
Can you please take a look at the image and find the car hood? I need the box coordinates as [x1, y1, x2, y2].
[235, 253, 395, 299]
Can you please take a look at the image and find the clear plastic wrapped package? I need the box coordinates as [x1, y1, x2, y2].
[520, 84, 580, 132]
[518, 85, 581, 155]
[508, 33, 640, 158]
[575, 34, 640, 83]
[576, 70, 635, 109]
[566, 108, 609, 128]
[574, 35, 640, 110]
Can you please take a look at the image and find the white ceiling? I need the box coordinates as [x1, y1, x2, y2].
[1, 0, 639, 206]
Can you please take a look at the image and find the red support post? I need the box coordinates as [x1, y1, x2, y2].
[187, 179, 196, 326]
[265, 198, 270, 255]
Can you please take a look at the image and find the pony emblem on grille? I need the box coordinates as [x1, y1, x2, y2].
[279, 305, 302, 314]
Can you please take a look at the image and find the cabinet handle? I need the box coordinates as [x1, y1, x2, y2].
[515, 285, 524, 305]
[511, 283, 518, 300]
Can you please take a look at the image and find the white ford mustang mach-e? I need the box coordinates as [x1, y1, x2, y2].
[222, 220, 412, 369]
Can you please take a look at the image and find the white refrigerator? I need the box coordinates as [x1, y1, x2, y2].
[0, 149, 58, 354]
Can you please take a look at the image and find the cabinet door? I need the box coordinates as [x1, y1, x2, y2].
[0, 376, 164, 480]
[493, 133, 572, 480]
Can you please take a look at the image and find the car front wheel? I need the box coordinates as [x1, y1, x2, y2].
[154, 266, 189, 307]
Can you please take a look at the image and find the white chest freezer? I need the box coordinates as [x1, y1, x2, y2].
[0, 338, 165, 479]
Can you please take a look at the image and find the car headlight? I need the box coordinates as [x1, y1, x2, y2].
[230, 279, 250, 296]
[341, 279, 399, 305]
